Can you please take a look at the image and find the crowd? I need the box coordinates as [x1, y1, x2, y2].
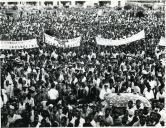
[0, 5, 165, 127]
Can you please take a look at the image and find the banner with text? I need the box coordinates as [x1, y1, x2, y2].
[96, 30, 145, 46]
[44, 33, 81, 48]
[0, 39, 38, 50]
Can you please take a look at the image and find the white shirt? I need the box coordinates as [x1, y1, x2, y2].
[144, 89, 154, 100]
[25, 97, 35, 107]
[73, 77, 78, 84]
[19, 102, 26, 111]
[82, 76, 86, 83]
[127, 106, 136, 117]
[126, 87, 132, 93]
[93, 78, 101, 87]
[91, 119, 97, 127]
[156, 91, 166, 100]
[48, 88, 59, 100]
[51, 51, 58, 59]
[159, 109, 166, 122]
[149, 80, 157, 89]
[4, 84, 13, 98]
[99, 88, 112, 100]
[70, 116, 77, 124]
[1, 89, 8, 104]
[59, 73, 64, 82]
[78, 118, 85, 127]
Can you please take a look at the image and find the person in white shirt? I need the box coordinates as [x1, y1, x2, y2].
[1, 89, 8, 105]
[4, 80, 13, 99]
[143, 86, 154, 100]
[149, 76, 157, 90]
[99, 83, 112, 100]
[24, 93, 35, 107]
[156, 87, 165, 101]
[48, 83, 59, 105]
[70, 110, 85, 127]
[126, 100, 136, 117]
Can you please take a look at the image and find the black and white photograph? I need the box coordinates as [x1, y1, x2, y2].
[0, 0, 165, 127]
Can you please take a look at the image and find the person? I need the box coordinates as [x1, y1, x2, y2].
[6, 107, 22, 127]
[83, 116, 93, 127]
[158, 102, 166, 124]
[47, 83, 59, 105]
[24, 93, 35, 107]
[99, 83, 112, 100]
[135, 100, 144, 110]
[126, 100, 136, 118]
[143, 86, 154, 100]
[139, 115, 146, 126]
[103, 108, 113, 126]
[156, 86, 165, 102]
[88, 82, 100, 102]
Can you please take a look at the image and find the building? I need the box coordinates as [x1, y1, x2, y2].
[0, 0, 127, 8]
[126, 0, 165, 10]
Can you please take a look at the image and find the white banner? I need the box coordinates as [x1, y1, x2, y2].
[44, 33, 81, 48]
[159, 37, 166, 46]
[0, 39, 38, 50]
[96, 30, 145, 46]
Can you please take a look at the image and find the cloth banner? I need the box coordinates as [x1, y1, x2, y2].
[0, 39, 38, 50]
[44, 33, 81, 48]
[96, 30, 145, 46]
[159, 37, 166, 46]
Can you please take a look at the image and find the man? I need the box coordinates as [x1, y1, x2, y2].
[83, 116, 93, 127]
[99, 83, 112, 100]
[88, 82, 100, 102]
[139, 115, 146, 126]
[6, 106, 22, 127]
[143, 86, 154, 100]
[135, 100, 144, 110]
[4, 80, 13, 99]
[104, 108, 113, 126]
[126, 100, 136, 118]
[48, 83, 59, 105]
